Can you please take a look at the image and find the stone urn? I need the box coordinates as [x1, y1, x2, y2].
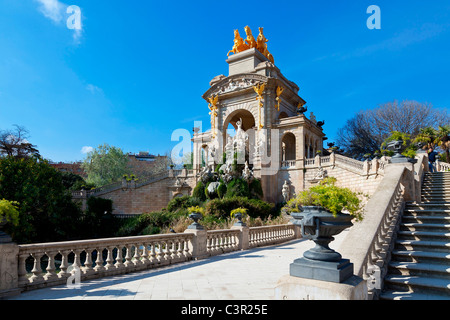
[232, 211, 247, 227]
[0, 217, 12, 243]
[188, 212, 204, 230]
[290, 206, 354, 283]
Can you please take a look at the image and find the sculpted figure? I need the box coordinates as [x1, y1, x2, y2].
[256, 27, 274, 64]
[227, 29, 250, 56]
[244, 25, 257, 49]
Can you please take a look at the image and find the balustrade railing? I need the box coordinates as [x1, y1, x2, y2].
[17, 233, 194, 291]
[206, 229, 240, 256]
[362, 181, 405, 299]
[436, 160, 450, 172]
[1, 224, 300, 296]
[249, 225, 296, 248]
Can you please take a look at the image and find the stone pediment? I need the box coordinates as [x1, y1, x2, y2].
[202, 73, 268, 101]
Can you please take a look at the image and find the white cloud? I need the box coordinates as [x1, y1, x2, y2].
[86, 84, 103, 94]
[81, 146, 94, 154]
[36, 0, 65, 23]
[35, 0, 84, 44]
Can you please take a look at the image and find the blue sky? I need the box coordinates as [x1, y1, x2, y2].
[0, 0, 449, 162]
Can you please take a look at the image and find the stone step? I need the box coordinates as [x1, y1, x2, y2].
[395, 239, 450, 253]
[406, 203, 450, 210]
[388, 261, 450, 279]
[383, 275, 450, 297]
[391, 250, 450, 264]
[400, 222, 450, 233]
[404, 209, 450, 216]
[380, 290, 450, 300]
[397, 230, 450, 241]
[402, 215, 450, 225]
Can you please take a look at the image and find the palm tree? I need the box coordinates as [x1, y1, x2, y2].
[435, 125, 450, 163]
[414, 126, 437, 150]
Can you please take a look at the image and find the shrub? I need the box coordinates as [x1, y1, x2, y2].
[192, 181, 206, 201]
[224, 178, 249, 198]
[286, 177, 364, 221]
[205, 196, 274, 220]
[166, 195, 201, 212]
[249, 179, 263, 199]
[217, 182, 227, 198]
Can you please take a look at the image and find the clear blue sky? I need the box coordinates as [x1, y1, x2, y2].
[1, 0, 449, 162]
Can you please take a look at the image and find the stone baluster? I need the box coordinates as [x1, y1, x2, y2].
[94, 248, 105, 272]
[123, 245, 132, 267]
[58, 250, 70, 279]
[156, 242, 164, 264]
[149, 242, 157, 265]
[83, 248, 94, 275]
[132, 244, 142, 267]
[44, 251, 58, 281]
[141, 244, 149, 266]
[104, 247, 114, 270]
[114, 246, 124, 272]
[29, 252, 44, 284]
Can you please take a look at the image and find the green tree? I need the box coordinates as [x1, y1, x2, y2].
[82, 143, 130, 187]
[0, 156, 82, 243]
[435, 125, 450, 163]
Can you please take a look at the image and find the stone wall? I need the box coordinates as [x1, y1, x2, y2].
[304, 165, 383, 196]
[77, 171, 198, 215]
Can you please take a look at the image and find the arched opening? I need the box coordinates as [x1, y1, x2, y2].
[281, 132, 296, 162]
[222, 109, 256, 162]
[278, 111, 289, 119]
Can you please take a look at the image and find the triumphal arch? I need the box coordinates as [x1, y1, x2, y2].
[192, 26, 325, 203]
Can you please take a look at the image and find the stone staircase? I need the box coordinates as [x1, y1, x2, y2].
[380, 171, 450, 300]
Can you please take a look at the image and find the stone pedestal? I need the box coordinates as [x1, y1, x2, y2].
[0, 241, 20, 298]
[290, 257, 354, 283]
[184, 228, 209, 260]
[231, 225, 249, 250]
[275, 274, 367, 300]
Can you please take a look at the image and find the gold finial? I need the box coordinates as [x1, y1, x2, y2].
[208, 95, 219, 138]
[275, 86, 284, 111]
[253, 83, 265, 129]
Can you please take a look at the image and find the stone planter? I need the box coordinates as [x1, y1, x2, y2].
[232, 212, 247, 227]
[290, 206, 354, 283]
[188, 212, 204, 230]
[0, 217, 12, 243]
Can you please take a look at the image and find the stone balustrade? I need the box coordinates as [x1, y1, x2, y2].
[436, 160, 450, 172]
[301, 153, 388, 177]
[249, 225, 296, 248]
[0, 223, 300, 297]
[337, 154, 426, 300]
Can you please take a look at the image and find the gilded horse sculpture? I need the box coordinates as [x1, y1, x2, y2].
[227, 29, 249, 56]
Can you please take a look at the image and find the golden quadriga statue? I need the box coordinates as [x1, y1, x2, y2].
[227, 26, 274, 64]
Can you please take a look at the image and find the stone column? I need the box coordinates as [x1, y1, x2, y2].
[231, 225, 249, 250]
[184, 229, 208, 260]
[0, 236, 20, 298]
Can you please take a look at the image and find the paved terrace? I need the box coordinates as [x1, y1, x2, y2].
[6, 231, 348, 300]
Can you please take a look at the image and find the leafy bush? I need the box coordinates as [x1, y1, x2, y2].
[0, 199, 20, 226]
[116, 210, 185, 236]
[205, 196, 274, 220]
[249, 179, 263, 199]
[166, 195, 202, 212]
[0, 156, 83, 243]
[217, 182, 227, 198]
[224, 178, 249, 198]
[192, 181, 206, 201]
[285, 177, 364, 221]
